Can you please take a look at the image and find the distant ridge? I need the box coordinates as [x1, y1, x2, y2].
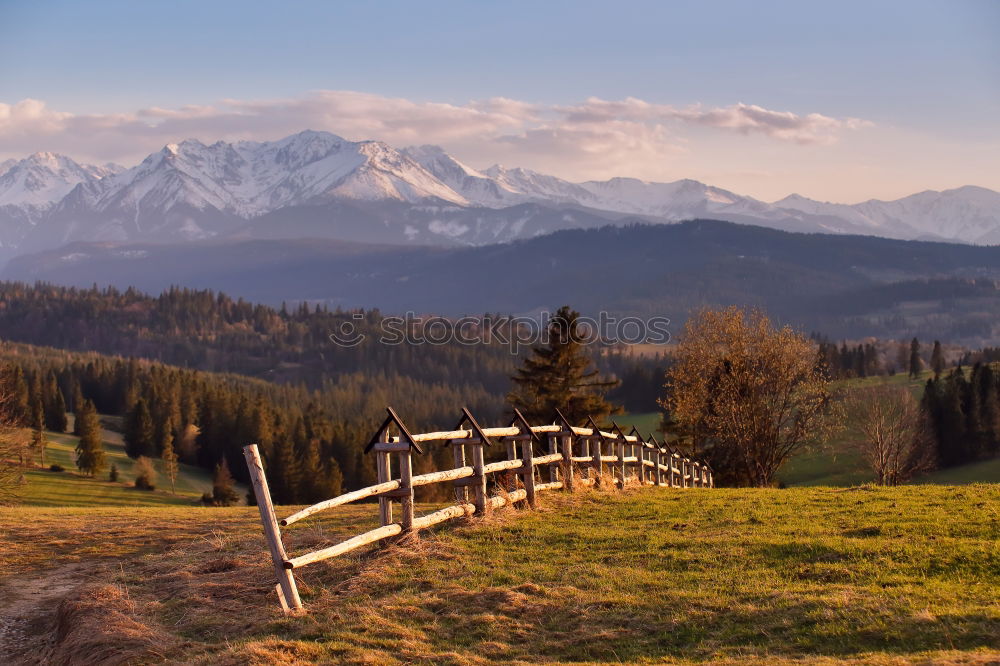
[6, 219, 1000, 345]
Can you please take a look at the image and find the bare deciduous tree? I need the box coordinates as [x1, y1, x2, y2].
[844, 384, 935, 485]
[663, 307, 832, 487]
[0, 372, 27, 505]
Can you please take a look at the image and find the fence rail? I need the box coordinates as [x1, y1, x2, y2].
[246, 406, 713, 613]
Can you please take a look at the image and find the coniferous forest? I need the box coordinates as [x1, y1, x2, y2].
[0, 281, 998, 501]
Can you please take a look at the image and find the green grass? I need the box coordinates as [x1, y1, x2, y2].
[613, 411, 663, 436]
[622, 370, 1000, 488]
[2, 485, 997, 664]
[15, 427, 239, 507]
[917, 457, 1000, 485]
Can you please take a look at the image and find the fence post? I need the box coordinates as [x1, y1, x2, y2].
[653, 445, 662, 487]
[592, 436, 603, 488]
[451, 440, 468, 504]
[243, 444, 303, 614]
[470, 437, 487, 513]
[631, 442, 642, 486]
[376, 432, 393, 526]
[616, 438, 626, 488]
[520, 438, 537, 508]
[562, 434, 575, 492]
[398, 448, 415, 531]
[548, 435, 559, 483]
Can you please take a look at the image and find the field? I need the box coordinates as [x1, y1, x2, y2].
[1, 484, 998, 664]
[15, 426, 241, 507]
[620, 369, 1000, 488]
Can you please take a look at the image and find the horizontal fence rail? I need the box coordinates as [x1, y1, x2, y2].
[246, 406, 714, 613]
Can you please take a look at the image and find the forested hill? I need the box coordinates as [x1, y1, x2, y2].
[0, 338, 505, 505]
[6, 220, 1000, 344]
[0, 282, 521, 392]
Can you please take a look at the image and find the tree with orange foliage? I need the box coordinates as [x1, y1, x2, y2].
[662, 307, 832, 487]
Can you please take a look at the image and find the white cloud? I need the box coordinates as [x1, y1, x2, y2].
[0, 92, 871, 178]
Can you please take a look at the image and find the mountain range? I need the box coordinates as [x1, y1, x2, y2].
[1, 130, 998, 263]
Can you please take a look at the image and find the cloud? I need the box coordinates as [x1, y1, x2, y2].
[556, 97, 872, 145]
[0, 92, 871, 176]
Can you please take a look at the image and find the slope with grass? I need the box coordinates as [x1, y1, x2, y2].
[15, 424, 241, 507]
[1, 484, 997, 664]
[621, 368, 1000, 487]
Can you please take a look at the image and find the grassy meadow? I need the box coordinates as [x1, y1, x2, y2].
[14, 426, 240, 507]
[1, 484, 997, 664]
[620, 368, 1000, 488]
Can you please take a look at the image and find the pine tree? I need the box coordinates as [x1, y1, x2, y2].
[29, 379, 45, 466]
[508, 306, 620, 424]
[71, 382, 85, 435]
[931, 340, 945, 378]
[44, 372, 68, 433]
[210, 459, 239, 506]
[74, 399, 105, 477]
[9, 365, 29, 426]
[160, 419, 179, 494]
[909, 338, 922, 379]
[124, 398, 156, 458]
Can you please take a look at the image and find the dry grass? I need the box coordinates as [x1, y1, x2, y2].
[1, 485, 998, 664]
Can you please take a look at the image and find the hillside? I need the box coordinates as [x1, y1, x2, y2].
[15, 424, 240, 507]
[7, 220, 1000, 344]
[1, 486, 997, 664]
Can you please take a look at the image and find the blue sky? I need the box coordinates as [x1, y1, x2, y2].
[1, 0, 997, 201]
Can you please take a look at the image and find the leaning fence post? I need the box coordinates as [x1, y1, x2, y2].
[243, 444, 303, 614]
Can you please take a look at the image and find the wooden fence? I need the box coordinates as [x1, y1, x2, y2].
[245, 407, 714, 613]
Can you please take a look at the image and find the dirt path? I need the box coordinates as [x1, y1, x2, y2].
[0, 563, 95, 663]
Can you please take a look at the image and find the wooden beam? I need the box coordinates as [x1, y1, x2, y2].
[281, 478, 401, 526]
[243, 444, 303, 613]
[285, 523, 403, 569]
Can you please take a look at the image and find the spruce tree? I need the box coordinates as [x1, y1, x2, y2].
[210, 459, 239, 506]
[29, 379, 45, 466]
[931, 340, 945, 378]
[160, 419, 179, 494]
[44, 372, 68, 433]
[909, 338, 922, 379]
[124, 398, 156, 458]
[71, 382, 85, 435]
[74, 399, 105, 477]
[8, 365, 29, 426]
[508, 306, 620, 424]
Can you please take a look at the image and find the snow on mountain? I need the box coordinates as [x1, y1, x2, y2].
[402, 145, 522, 207]
[0, 131, 998, 258]
[775, 186, 1000, 243]
[84, 132, 469, 220]
[0, 152, 119, 208]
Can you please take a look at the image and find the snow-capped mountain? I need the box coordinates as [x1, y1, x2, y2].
[0, 153, 121, 250]
[0, 152, 120, 208]
[0, 130, 998, 259]
[776, 186, 1000, 245]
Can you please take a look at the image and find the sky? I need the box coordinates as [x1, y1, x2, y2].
[1, 0, 997, 202]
